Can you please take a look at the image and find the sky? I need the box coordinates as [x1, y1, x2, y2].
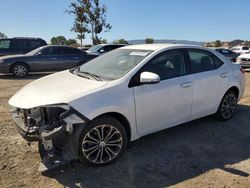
[1, 0, 250, 44]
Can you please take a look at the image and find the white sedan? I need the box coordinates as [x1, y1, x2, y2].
[237, 53, 250, 68]
[9, 44, 245, 170]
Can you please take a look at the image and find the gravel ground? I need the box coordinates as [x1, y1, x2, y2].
[0, 71, 250, 188]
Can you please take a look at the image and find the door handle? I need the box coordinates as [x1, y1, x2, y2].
[220, 72, 228, 78]
[180, 82, 192, 88]
[51, 58, 57, 60]
[74, 57, 79, 59]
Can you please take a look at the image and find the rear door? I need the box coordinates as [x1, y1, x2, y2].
[10, 39, 29, 54]
[55, 47, 82, 70]
[185, 49, 228, 120]
[27, 40, 46, 52]
[133, 49, 193, 135]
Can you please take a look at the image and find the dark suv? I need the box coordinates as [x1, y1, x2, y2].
[0, 37, 47, 56]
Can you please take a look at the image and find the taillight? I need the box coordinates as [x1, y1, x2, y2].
[240, 67, 245, 74]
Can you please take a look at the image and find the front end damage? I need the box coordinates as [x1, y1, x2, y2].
[10, 104, 88, 172]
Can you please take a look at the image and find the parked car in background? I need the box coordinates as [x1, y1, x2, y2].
[237, 53, 250, 68]
[214, 48, 239, 62]
[0, 37, 47, 57]
[0, 45, 97, 77]
[78, 45, 92, 51]
[86, 44, 127, 55]
[231, 46, 249, 55]
[9, 44, 245, 169]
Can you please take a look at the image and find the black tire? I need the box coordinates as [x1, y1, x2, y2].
[78, 116, 128, 166]
[215, 90, 238, 121]
[11, 63, 29, 77]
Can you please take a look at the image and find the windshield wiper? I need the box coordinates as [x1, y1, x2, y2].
[79, 71, 103, 81]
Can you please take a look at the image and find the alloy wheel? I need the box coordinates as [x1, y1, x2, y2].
[221, 93, 237, 119]
[81, 125, 123, 164]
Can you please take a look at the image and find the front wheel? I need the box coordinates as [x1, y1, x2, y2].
[78, 116, 128, 166]
[216, 91, 238, 121]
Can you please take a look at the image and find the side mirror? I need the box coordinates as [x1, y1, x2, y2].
[99, 49, 105, 53]
[140, 72, 160, 84]
[36, 51, 42, 56]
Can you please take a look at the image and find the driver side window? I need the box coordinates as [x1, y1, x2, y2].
[142, 50, 186, 80]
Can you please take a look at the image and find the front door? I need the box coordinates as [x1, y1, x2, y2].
[133, 50, 193, 135]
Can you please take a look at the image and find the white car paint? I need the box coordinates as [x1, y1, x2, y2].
[9, 44, 245, 142]
[231, 46, 250, 55]
[236, 53, 250, 68]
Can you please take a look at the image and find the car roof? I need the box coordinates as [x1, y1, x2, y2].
[43, 45, 78, 48]
[120, 43, 200, 51]
[1, 37, 45, 40]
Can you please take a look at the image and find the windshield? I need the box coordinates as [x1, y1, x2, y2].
[78, 49, 152, 80]
[87, 45, 103, 52]
[26, 46, 43, 55]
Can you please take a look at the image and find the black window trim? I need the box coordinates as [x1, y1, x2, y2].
[128, 49, 188, 88]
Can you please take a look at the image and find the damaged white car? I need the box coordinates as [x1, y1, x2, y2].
[9, 44, 245, 171]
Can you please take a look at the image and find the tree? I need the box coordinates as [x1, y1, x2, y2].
[0, 32, 7, 39]
[87, 0, 112, 45]
[101, 39, 107, 44]
[214, 40, 222, 47]
[68, 0, 89, 47]
[65, 38, 78, 46]
[68, 0, 112, 45]
[145, 38, 154, 44]
[113, 39, 129, 44]
[51, 36, 67, 45]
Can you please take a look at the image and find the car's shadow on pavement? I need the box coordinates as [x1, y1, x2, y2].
[0, 73, 52, 80]
[43, 104, 250, 188]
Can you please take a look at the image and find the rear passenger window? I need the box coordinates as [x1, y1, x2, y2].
[187, 51, 215, 73]
[62, 47, 81, 54]
[12, 39, 28, 50]
[41, 47, 60, 55]
[29, 40, 42, 49]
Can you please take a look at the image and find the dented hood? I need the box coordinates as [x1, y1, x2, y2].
[9, 70, 108, 109]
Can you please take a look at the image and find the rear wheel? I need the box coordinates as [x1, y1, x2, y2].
[11, 63, 29, 77]
[78, 116, 127, 166]
[216, 91, 238, 121]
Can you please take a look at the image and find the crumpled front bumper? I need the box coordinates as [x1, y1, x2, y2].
[11, 108, 40, 141]
[10, 105, 89, 172]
